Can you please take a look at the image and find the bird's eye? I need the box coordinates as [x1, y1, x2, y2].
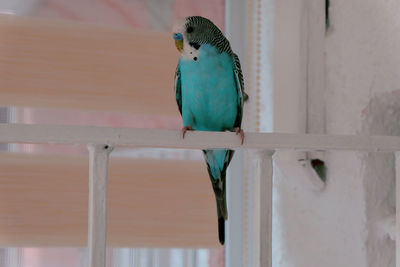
[187, 26, 194, 33]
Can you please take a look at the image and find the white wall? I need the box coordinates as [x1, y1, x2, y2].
[326, 1, 400, 266]
[273, 0, 400, 266]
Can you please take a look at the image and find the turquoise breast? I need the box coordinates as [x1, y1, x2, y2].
[179, 44, 238, 131]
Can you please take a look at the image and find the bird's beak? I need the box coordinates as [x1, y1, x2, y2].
[173, 33, 184, 52]
[175, 40, 183, 52]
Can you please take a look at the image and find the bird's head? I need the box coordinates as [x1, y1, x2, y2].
[172, 16, 224, 54]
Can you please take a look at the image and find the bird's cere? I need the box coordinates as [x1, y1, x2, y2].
[172, 19, 187, 54]
[173, 33, 183, 41]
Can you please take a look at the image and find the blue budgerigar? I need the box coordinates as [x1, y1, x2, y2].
[172, 16, 248, 245]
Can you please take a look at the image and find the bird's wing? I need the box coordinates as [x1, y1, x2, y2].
[174, 62, 183, 115]
[232, 53, 248, 128]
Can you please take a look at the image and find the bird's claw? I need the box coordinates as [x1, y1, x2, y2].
[182, 125, 193, 139]
[235, 127, 245, 145]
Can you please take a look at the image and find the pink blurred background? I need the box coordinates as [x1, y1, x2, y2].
[28, 0, 225, 32]
[2, 0, 225, 266]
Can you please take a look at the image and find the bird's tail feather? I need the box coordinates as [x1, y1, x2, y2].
[218, 217, 225, 245]
[216, 190, 227, 245]
[215, 179, 228, 220]
[210, 172, 227, 245]
[203, 149, 234, 245]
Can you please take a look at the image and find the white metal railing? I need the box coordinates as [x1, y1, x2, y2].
[1, 123, 400, 267]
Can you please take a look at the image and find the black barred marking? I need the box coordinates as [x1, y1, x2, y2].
[185, 16, 232, 55]
[189, 42, 201, 50]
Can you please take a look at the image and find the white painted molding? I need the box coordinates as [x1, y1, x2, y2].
[0, 124, 400, 152]
[225, 0, 247, 265]
[305, 0, 326, 135]
[303, 0, 327, 194]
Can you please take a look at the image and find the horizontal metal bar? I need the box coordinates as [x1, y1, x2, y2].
[0, 123, 400, 152]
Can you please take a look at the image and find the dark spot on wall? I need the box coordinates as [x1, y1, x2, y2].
[326, 0, 330, 29]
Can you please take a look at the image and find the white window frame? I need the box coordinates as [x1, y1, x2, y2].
[1, 124, 400, 267]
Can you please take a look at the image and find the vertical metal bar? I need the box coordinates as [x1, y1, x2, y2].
[396, 152, 400, 267]
[226, 150, 244, 267]
[256, 150, 274, 267]
[88, 144, 113, 267]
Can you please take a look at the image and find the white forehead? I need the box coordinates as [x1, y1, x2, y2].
[172, 18, 186, 34]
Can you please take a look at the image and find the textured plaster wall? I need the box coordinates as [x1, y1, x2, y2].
[326, 1, 400, 265]
[274, 0, 400, 266]
[326, 0, 400, 136]
[274, 153, 367, 267]
[358, 93, 400, 266]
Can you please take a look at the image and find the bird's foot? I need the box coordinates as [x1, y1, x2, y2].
[182, 125, 193, 139]
[234, 127, 245, 145]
